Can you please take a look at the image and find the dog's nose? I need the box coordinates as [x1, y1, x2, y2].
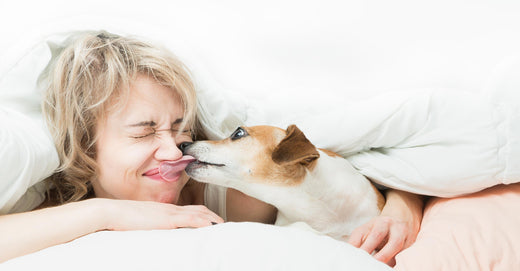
[179, 141, 193, 154]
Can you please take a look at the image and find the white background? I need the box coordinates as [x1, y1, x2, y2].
[1, 0, 519, 100]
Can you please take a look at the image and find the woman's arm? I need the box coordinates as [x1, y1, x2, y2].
[348, 189, 424, 266]
[0, 199, 103, 262]
[0, 198, 222, 263]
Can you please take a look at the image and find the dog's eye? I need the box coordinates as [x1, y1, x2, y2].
[230, 127, 248, 140]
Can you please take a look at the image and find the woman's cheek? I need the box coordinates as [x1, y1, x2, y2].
[128, 143, 158, 164]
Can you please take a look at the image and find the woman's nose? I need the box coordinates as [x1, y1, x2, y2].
[155, 137, 183, 161]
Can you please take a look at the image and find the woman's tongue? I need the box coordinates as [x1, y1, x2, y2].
[159, 155, 196, 181]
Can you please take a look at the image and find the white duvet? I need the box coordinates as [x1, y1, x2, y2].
[253, 88, 520, 197]
[198, 66, 520, 198]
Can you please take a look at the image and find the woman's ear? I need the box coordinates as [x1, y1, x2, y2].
[272, 125, 319, 166]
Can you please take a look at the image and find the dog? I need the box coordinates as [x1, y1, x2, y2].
[181, 125, 385, 240]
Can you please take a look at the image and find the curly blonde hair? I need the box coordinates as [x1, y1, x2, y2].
[41, 31, 203, 204]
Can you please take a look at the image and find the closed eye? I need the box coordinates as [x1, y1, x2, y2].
[171, 128, 191, 134]
[131, 132, 155, 139]
[230, 127, 248, 140]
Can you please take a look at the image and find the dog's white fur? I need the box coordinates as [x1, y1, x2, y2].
[184, 125, 384, 240]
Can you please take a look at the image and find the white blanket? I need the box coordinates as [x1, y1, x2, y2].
[264, 88, 520, 197]
[198, 78, 520, 198]
[0, 108, 58, 214]
[1, 222, 392, 271]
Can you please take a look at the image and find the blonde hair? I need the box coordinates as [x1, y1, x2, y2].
[41, 31, 202, 203]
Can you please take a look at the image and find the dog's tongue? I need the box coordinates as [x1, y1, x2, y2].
[159, 155, 196, 182]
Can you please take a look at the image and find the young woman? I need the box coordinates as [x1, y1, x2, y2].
[0, 31, 423, 264]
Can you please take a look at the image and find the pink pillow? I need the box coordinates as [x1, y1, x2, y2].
[394, 183, 520, 270]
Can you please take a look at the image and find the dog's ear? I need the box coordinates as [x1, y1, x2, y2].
[272, 125, 319, 166]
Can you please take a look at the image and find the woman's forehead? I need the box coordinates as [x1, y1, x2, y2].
[102, 75, 186, 124]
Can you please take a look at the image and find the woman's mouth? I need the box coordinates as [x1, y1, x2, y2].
[142, 168, 169, 181]
[158, 155, 197, 182]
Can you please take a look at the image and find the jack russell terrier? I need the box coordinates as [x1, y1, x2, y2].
[164, 125, 385, 240]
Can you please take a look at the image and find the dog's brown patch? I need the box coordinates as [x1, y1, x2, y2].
[372, 185, 386, 211]
[272, 125, 320, 166]
[246, 125, 319, 186]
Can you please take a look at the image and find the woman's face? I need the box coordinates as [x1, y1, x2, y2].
[93, 74, 193, 204]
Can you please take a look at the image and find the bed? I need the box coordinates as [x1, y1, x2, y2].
[2, 1, 520, 270]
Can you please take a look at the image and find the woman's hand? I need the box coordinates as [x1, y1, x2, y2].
[348, 189, 424, 266]
[97, 198, 224, 231]
[0, 198, 223, 263]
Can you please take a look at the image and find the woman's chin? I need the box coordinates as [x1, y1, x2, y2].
[141, 174, 189, 203]
[149, 187, 182, 203]
[156, 194, 179, 204]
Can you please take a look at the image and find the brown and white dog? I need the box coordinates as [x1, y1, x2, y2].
[182, 125, 385, 240]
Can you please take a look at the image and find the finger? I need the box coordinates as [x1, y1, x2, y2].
[373, 233, 405, 264]
[402, 228, 419, 249]
[359, 225, 390, 254]
[348, 223, 372, 247]
[169, 213, 221, 228]
[153, 205, 223, 229]
[373, 223, 407, 264]
[387, 257, 396, 267]
[202, 212, 224, 224]
[174, 205, 224, 224]
[168, 204, 224, 225]
[187, 209, 224, 225]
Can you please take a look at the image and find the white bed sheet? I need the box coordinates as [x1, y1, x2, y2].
[2, 222, 392, 271]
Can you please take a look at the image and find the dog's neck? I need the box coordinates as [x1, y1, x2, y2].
[225, 150, 382, 239]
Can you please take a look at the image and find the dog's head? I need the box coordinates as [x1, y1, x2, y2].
[183, 125, 320, 186]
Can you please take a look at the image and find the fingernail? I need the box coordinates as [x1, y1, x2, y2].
[211, 221, 218, 225]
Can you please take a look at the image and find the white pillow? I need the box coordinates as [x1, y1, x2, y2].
[1, 222, 392, 271]
[0, 107, 59, 214]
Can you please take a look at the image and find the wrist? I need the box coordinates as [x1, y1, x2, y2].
[78, 198, 113, 232]
[381, 190, 424, 229]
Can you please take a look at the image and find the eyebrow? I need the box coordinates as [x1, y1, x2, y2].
[172, 118, 184, 125]
[126, 118, 184, 127]
[126, 121, 157, 128]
